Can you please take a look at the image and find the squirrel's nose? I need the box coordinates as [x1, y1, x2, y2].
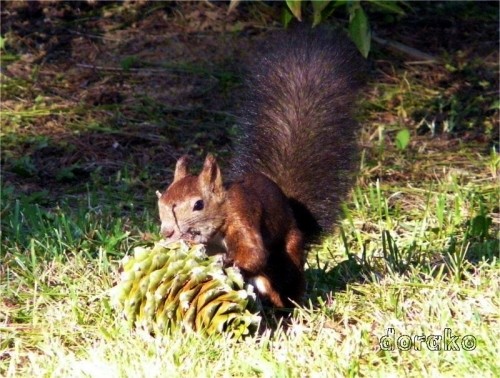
[160, 226, 175, 239]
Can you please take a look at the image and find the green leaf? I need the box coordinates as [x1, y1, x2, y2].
[489, 98, 500, 110]
[281, 7, 294, 28]
[120, 56, 139, 71]
[0, 35, 5, 50]
[348, 4, 371, 58]
[395, 128, 410, 150]
[56, 166, 77, 182]
[11, 156, 37, 177]
[312, 0, 331, 26]
[368, 0, 405, 15]
[286, 0, 302, 21]
[322, 0, 348, 20]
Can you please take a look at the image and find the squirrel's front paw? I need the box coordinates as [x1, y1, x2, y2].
[221, 253, 235, 267]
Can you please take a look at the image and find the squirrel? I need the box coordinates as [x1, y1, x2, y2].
[156, 26, 367, 308]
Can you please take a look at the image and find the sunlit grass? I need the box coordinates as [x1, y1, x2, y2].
[2, 154, 498, 376]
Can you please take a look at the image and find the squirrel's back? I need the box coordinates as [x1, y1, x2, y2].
[231, 26, 367, 237]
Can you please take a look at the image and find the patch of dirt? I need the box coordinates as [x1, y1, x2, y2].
[1, 1, 498, 200]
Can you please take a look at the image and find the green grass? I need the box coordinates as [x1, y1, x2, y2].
[2, 157, 498, 376]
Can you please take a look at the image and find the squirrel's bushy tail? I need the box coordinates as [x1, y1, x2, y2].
[231, 26, 367, 238]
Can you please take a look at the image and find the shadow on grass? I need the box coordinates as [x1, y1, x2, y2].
[2, 1, 241, 203]
[306, 254, 367, 297]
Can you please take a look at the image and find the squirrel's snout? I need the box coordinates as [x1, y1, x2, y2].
[160, 226, 175, 239]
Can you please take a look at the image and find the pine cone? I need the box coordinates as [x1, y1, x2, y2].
[110, 241, 261, 338]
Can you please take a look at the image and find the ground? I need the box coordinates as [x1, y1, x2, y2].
[1, 1, 499, 377]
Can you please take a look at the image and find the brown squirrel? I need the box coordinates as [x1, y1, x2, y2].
[156, 27, 367, 308]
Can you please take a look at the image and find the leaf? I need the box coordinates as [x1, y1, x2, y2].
[286, 0, 302, 21]
[322, 0, 347, 20]
[395, 129, 410, 150]
[312, 0, 331, 26]
[312, 0, 331, 14]
[0, 35, 5, 50]
[11, 156, 37, 177]
[120, 56, 139, 71]
[368, 0, 406, 15]
[281, 7, 294, 28]
[489, 98, 500, 110]
[348, 4, 371, 58]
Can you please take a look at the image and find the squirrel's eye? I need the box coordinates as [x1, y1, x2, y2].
[193, 199, 204, 211]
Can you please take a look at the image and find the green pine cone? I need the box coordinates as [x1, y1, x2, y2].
[110, 240, 261, 338]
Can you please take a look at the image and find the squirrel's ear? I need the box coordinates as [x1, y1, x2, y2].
[199, 153, 223, 195]
[173, 155, 190, 183]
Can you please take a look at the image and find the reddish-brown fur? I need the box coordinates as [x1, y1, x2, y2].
[158, 157, 304, 307]
[223, 173, 305, 307]
[157, 26, 366, 308]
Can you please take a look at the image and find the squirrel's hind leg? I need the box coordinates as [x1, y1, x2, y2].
[283, 227, 306, 302]
[285, 227, 305, 271]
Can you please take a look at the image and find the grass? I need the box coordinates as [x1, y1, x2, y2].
[1, 1, 499, 377]
[2, 158, 498, 377]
